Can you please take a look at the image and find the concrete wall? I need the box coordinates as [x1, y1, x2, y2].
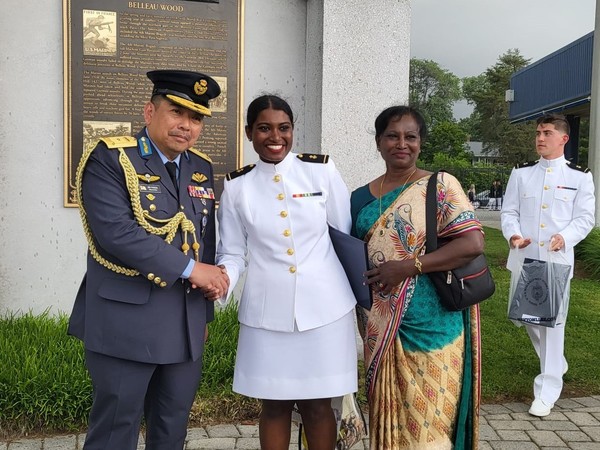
[0, 0, 410, 316]
[0, 2, 84, 316]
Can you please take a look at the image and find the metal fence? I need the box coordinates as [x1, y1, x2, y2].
[421, 165, 513, 208]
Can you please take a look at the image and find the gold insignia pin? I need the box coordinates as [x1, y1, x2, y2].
[194, 79, 208, 95]
[192, 172, 208, 184]
[137, 174, 161, 183]
[146, 194, 156, 201]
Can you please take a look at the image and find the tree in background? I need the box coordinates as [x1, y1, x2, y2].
[424, 121, 471, 162]
[458, 110, 483, 142]
[409, 58, 462, 129]
[462, 49, 536, 166]
[409, 58, 471, 164]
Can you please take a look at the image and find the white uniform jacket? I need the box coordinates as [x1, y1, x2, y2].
[217, 152, 357, 332]
[501, 156, 595, 277]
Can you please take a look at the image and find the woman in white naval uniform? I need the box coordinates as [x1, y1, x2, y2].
[217, 95, 358, 449]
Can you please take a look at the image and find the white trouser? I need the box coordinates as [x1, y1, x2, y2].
[526, 323, 567, 404]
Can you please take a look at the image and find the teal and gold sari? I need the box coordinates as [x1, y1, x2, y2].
[351, 172, 481, 450]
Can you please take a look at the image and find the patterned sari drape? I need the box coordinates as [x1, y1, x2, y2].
[355, 173, 481, 450]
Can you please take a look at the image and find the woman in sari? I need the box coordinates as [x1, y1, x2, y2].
[351, 106, 483, 449]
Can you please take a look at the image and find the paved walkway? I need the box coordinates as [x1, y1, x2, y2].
[7, 210, 598, 449]
[475, 207, 502, 231]
[2, 396, 600, 449]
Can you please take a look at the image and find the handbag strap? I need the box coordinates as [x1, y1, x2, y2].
[425, 171, 439, 254]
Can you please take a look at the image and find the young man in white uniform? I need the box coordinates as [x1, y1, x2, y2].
[501, 113, 595, 417]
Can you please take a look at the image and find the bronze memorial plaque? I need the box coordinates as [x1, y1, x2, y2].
[63, 0, 243, 206]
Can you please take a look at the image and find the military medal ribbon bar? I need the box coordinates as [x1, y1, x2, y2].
[292, 192, 323, 198]
[188, 185, 215, 199]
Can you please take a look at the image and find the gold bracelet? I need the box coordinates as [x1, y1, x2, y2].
[414, 255, 423, 274]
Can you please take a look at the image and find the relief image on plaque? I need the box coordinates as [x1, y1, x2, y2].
[83, 9, 118, 56]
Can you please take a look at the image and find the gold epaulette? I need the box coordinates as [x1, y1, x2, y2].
[100, 136, 138, 149]
[188, 148, 212, 163]
[515, 160, 538, 169]
[566, 161, 590, 173]
[226, 164, 256, 181]
[297, 153, 329, 163]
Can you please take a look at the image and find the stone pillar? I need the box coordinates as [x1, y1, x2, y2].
[319, 0, 411, 192]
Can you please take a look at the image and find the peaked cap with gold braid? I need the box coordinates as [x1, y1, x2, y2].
[147, 70, 221, 117]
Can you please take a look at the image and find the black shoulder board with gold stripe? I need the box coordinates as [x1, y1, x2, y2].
[188, 147, 212, 163]
[515, 160, 538, 169]
[226, 164, 256, 181]
[100, 136, 137, 149]
[566, 161, 590, 173]
[297, 153, 329, 163]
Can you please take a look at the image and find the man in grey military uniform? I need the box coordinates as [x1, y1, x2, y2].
[501, 113, 595, 417]
[68, 70, 229, 449]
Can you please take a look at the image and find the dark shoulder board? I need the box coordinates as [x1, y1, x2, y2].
[566, 161, 590, 173]
[514, 160, 538, 169]
[226, 164, 256, 181]
[99, 136, 138, 149]
[297, 153, 329, 163]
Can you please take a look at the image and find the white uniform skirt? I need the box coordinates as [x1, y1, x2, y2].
[233, 310, 358, 400]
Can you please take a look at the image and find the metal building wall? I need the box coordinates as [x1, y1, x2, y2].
[509, 32, 593, 122]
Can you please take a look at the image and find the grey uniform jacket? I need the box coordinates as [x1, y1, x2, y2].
[68, 130, 215, 364]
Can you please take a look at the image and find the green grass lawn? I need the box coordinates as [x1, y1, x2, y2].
[479, 227, 600, 402]
[1, 227, 599, 437]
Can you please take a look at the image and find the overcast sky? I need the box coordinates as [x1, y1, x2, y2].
[410, 0, 597, 117]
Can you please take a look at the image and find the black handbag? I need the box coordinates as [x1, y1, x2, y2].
[425, 172, 495, 311]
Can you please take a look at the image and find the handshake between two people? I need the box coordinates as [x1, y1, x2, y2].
[188, 262, 230, 302]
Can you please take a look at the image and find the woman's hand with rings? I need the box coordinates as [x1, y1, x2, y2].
[365, 261, 410, 295]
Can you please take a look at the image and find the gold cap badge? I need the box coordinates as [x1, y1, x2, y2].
[194, 79, 208, 95]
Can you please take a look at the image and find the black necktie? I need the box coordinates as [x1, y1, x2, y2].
[165, 161, 179, 194]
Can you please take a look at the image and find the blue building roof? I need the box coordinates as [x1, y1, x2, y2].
[509, 32, 593, 123]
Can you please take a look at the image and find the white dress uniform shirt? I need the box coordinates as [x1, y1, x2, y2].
[501, 155, 595, 276]
[217, 152, 357, 332]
